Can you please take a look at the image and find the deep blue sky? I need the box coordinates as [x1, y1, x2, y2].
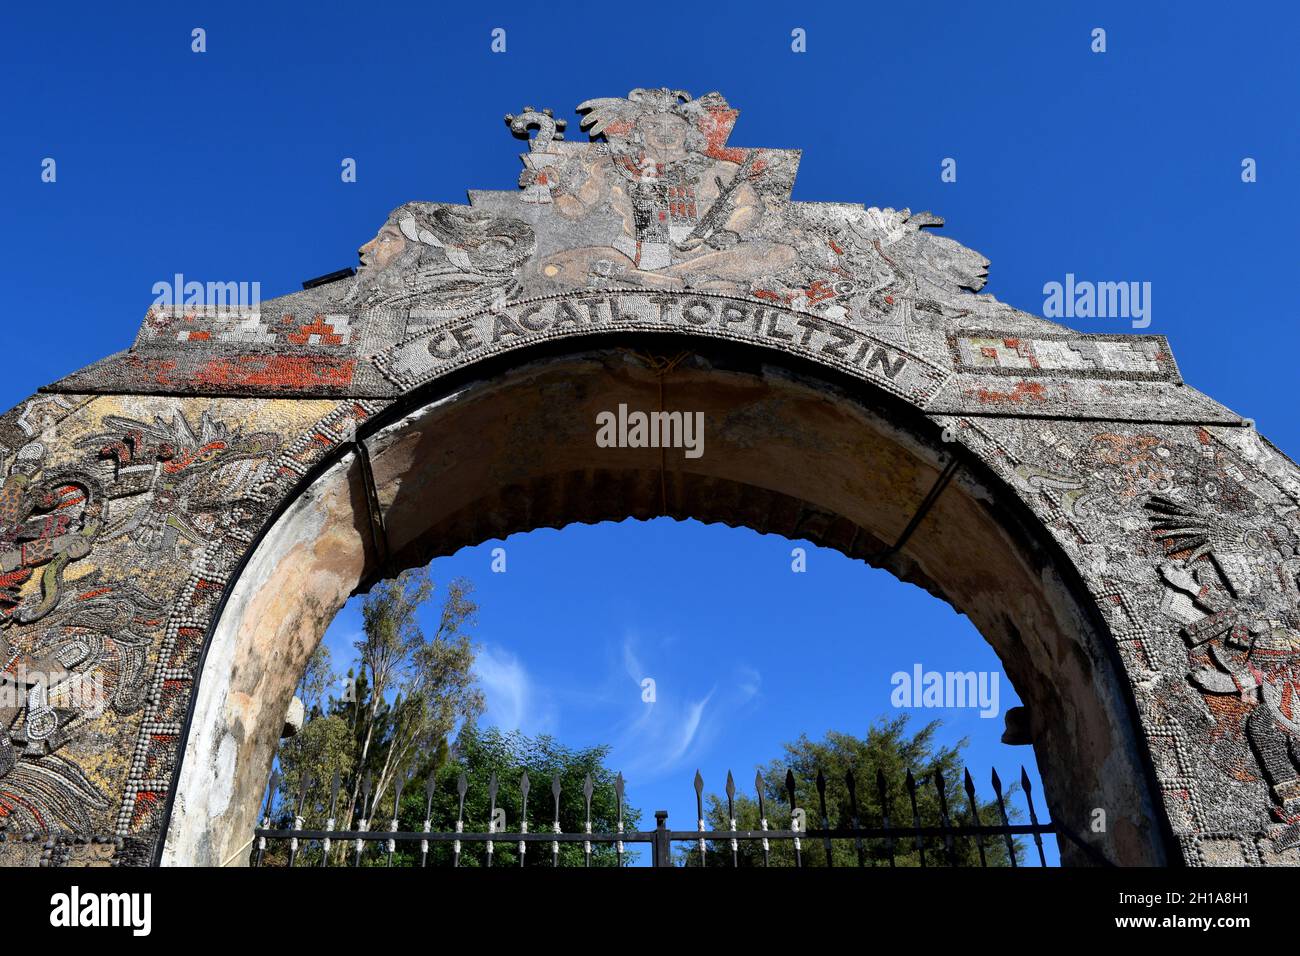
[7, 1, 1298, 864]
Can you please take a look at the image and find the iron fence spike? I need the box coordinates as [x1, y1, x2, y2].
[242, 761, 1041, 870]
[814, 768, 833, 865]
[906, 767, 925, 868]
[327, 769, 341, 822]
[845, 768, 864, 867]
[1020, 766, 1046, 866]
[263, 770, 280, 820]
[965, 767, 988, 867]
[876, 766, 894, 868]
[991, 767, 1018, 867]
[933, 768, 956, 866]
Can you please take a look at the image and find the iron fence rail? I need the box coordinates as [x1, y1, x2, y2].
[253, 763, 1084, 868]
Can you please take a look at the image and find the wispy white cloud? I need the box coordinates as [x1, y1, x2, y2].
[611, 635, 760, 780]
[736, 665, 762, 700]
[473, 644, 556, 737]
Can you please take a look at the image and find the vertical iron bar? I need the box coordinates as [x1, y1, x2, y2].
[693, 770, 706, 867]
[785, 769, 801, 869]
[387, 774, 405, 867]
[846, 770, 865, 868]
[453, 772, 467, 868]
[519, 771, 531, 868]
[551, 773, 562, 867]
[614, 772, 625, 868]
[652, 810, 671, 867]
[991, 768, 1018, 868]
[321, 770, 340, 868]
[934, 769, 957, 866]
[1021, 767, 1047, 867]
[725, 771, 738, 867]
[288, 773, 311, 868]
[353, 773, 372, 868]
[815, 769, 833, 867]
[421, 770, 436, 868]
[755, 771, 770, 868]
[905, 769, 925, 868]
[254, 767, 279, 868]
[877, 768, 895, 868]
[582, 773, 593, 868]
[964, 768, 987, 867]
[486, 771, 499, 868]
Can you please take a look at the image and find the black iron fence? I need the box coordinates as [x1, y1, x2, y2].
[251, 762, 1096, 867]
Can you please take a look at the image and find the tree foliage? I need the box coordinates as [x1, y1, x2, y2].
[341, 568, 484, 830]
[385, 727, 641, 867]
[688, 716, 1022, 867]
[259, 569, 484, 865]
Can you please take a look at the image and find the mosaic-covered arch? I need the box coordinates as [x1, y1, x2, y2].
[2, 89, 1298, 866]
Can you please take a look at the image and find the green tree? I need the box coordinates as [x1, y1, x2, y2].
[379, 727, 640, 867]
[275, 715, 355, 822]
[342, 568, 483, 833]
[689, 717, 1022, 867]
[258, 571, 484, 865]
[297, 643, 335, 716]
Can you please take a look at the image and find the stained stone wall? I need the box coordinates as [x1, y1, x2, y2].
[1, 88, 1297, 866]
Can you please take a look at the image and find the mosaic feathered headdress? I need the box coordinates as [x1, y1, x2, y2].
[575, 88, 734, 151]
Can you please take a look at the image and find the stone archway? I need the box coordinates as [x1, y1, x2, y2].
[1, 88, 1297, 867]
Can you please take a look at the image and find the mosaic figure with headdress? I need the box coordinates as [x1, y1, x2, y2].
[533, 88, 798, 293]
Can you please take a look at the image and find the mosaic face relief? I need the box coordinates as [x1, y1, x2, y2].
[4, 89, 1298, 865]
